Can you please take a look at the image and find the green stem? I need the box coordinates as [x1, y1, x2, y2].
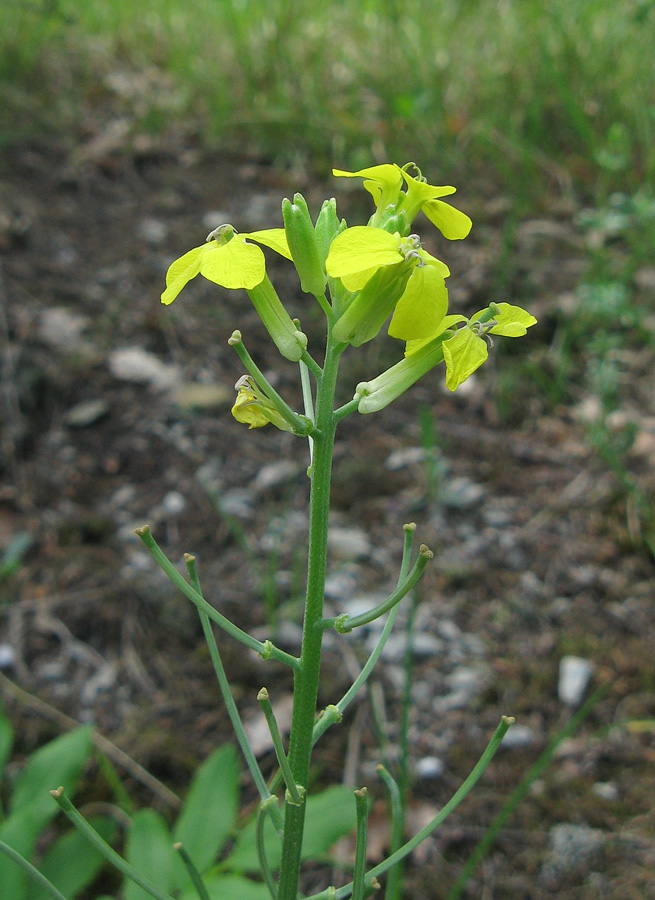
[0, 840, 68, 900]
[257, 688, 302, 804]
[351, 789, 369, 900]
[330, 545, 432, 632]
[307, 716, 514, 900]
[174, 843, 211, 900]
[136, 527, 299, 670]
[185, 556, 281, 832]
[276, 330, 344, 900]
[257, 797, 281, 900]
[311, 524, 416, 747]
[376, 766, 403, 900]
[229, 332, 313, 435]
[50, 788, 175, 900]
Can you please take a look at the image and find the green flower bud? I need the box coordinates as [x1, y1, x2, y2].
[376, 209, 411, 237]
[354, 337, 449, 413]
[315, 198, 343, 265]
[247, 275, 307, 362]
[332, 263, 412, 347]
[282, 193, 327, 297]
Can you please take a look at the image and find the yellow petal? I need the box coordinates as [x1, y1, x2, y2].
[326, 227, 401, 279]
[199, 239, 265, 290]
[443, 328, 488, 390]
[161, 246, 203, 305]
[333, 164, 403, 209]
[419, 249, 450, 279]
[246, 228, 293, 260]
[405, 315, 467, 356]
[422, 199, 472, 240]
[400, 168, 457, 203]
[388, 265, 449, 341]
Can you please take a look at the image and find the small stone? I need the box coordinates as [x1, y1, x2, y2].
[109, 347, 180, 389]
[540, 823, 605, 888]
[415, 756, 445, 779]
[172, 382, 232, 410]
[441, 476, 485, 510]
[64, 399, 110, 428]
[219, 488, 253, 519]
[592, 781, 619, 802]
[0, 644, 15, 670]
[253, 460, 299, 492]
[385, 447, 426, 470]
[162, 491, 186, 516]
[137, 217, 167, 245]
[38, 307, 89, 351]
[327, 526, 371, 560]
[202, 210, 232, 231]
[501, 725, 537, 749]
[558, 656, 594, 706]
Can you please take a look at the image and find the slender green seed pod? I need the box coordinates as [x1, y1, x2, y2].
[282, 193, 327, 297]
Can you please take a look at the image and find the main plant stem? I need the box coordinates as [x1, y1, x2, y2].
[277, 331, 343, 900]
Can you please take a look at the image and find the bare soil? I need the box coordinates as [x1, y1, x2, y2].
[1, 137, 654, 899]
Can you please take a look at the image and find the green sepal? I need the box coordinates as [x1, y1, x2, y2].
[246, 276, 307, 362]
[377, 208, 410, 237]
[282, 194, 327, 297]
[333, 263, 412, 346]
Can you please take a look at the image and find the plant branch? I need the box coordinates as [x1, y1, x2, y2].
[50, 788, 176, 900]
[136, 526, 299, 669]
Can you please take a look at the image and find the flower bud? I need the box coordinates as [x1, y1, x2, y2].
[333, 263, 412, 346]
[354, 339, 448, 413]
[282, 193, 327, 297]
[247, 275, 307, 361]
[315, 198, 344, 265]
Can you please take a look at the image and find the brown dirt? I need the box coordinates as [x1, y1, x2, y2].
[1, 137, 654, 900]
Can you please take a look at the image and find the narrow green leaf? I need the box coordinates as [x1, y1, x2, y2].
[227, 786, 357, 873]
[11, 727, 94, 825]
[0, 807, 43, 900]
[171, 745, 239, 892]
[26, 816, 117, 900]
[124, 809, 176, 900]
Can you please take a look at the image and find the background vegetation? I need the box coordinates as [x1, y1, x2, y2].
[3, 0, 654, 206]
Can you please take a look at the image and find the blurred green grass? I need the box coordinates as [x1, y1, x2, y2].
[2, 0, 654, 203]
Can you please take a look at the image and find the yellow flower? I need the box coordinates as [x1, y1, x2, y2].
[325, 226, 450, 344]
[231, 376, 296, 432]
[333, 163, 472, 239]
[161, 225, 291, 305]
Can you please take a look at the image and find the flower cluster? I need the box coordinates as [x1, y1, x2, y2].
[161, 162, 535, 426]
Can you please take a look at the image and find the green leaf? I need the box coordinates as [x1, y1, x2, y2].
[0, 807, 44, 900]
[26, 815, 117, 900]
[182, 873, 271, 900]
[0, 705, 14, 779]
[227, 785, 357, 873]
[172, 744, 240, 892]
[442, 327, 488, 391]
[10, 726, 94, 827]
[124, 809, 176, 900]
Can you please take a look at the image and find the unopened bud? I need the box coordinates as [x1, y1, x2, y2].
[282, 193, 327, 297]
